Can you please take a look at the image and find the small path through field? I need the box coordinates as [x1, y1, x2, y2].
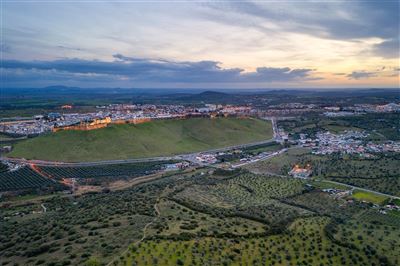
[106, 197, 162, 266]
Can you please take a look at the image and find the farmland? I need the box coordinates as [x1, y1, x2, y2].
[0, 161, 180, 194]
[244, 147, 310, 175]
[123, 217, 383, 266]
[36, 161, 177, 184]
[246, 148, 400, 197]
[1, 167, 399, 265]
[9, 117, 273, 162]
[0, 166, 66, 192]
[330, 215, 400, 265]
[351, 190, 388, 205]
[0, 176, 176, 265]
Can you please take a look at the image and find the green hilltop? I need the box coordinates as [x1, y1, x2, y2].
[9, 117, 272, 162]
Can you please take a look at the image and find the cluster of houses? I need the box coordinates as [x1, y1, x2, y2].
[0, 103, 254, 137]
[298, 131, 400, 156]
[322, 188, 353, 199]
[289, 164, 312, 179]
[195, 154, 218, 164]
[324, 102, 400, 115]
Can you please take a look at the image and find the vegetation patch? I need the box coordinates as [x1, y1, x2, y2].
[352, 190, 388, 205]
[122, 217, 383, 266]
[9, 117, 272, 162]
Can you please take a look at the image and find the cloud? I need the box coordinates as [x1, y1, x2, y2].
[1, 55, 315, 86]
[57, 45, 83, 52]
[347, 71, 376, 80]
[372, 38, 400, 58]
[0, 43, 11, 53]
[203, 0, 399, 41]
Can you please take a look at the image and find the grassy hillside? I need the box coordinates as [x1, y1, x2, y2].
[9, 117, 272, 162]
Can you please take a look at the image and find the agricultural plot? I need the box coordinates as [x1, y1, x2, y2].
[351, 190, 388, 205]
[357, 209, 400, 228]
[37, 161, 174, 182]
[244, 147, 311, 175]
[173, 173, 311, 228]
[0, 162, 8, 173]
[0, 176, 175, 266]
[2, 163, 398, 266]
[312, 155, 400, 196]
[283, 191, 364, 219]
[314, 155, 400, 179]
[0, 166, 66, 192]
[331, 218, 400, 265]
[331, 177, 400, 197]
[122, 217, 382, 266]
[247, 148, 400, 197]
[174, 173, 306, 208]
[147, 199, 267, 237]
[209, 174, 306, 206]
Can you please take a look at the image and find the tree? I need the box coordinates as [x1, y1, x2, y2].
[85, 257, 101, 266]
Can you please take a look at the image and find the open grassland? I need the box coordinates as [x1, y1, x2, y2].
[9, 117, 272, 162]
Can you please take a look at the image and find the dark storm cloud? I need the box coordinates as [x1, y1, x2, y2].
[206, 0, 399, 40]
[1, 55, 314, 85]
[347, 71, 376, 80]
[204, 0, 399, 58]
[372, 38, 400, 58]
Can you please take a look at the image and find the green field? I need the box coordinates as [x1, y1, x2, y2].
[8, 117, 272, 162]
[352, 190, 388, 205]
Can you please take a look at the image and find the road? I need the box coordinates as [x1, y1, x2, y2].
[227, 144, 400, 200]
[231, 148, 288, 168]
[1, 138, 277, 167]
[262, 116, 281, 142]
[319, 179, 400, 200]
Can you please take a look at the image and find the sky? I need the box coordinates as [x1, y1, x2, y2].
[1, 0, 399, 89]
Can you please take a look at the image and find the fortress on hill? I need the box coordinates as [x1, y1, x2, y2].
[52, 117, 152, 132]
[51, 111, 250, 132]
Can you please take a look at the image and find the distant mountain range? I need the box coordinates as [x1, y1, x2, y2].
[3, 86, 398, 95]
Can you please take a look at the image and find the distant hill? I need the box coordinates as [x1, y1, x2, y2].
[175, 91, 238, 103]
[9, 117, 273, 162]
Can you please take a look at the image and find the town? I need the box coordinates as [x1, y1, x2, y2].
[298, 130, 400, 156]
[0, 104, 253, 136]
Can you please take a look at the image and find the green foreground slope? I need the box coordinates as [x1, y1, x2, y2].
[9, 117, 272, 162]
